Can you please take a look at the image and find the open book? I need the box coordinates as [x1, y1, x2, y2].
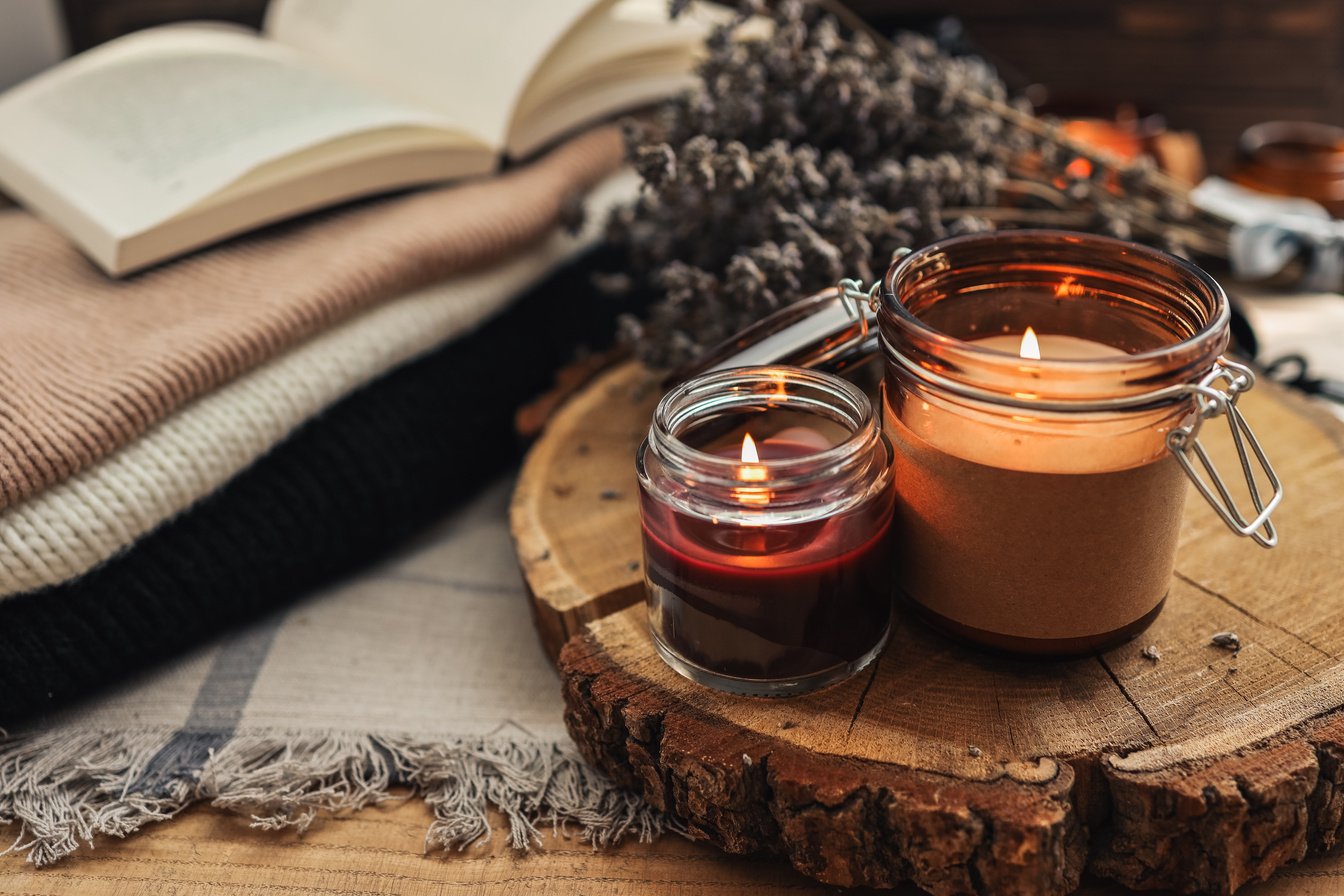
[0, 0, 739, 276]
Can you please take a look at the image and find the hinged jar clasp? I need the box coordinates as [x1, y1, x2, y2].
[838, 248, 911, 316]
[1166, 357, 1282, 548]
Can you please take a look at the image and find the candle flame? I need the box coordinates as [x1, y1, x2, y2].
[735, 432, 770, 503]
[738, 434, 768, 485]
[1019, 326, 1041, 360]
[741, 433, 759, 463]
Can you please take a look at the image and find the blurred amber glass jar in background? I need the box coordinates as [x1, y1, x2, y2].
[1230, 121, 1344, 218]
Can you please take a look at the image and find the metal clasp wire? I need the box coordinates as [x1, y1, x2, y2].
[835, 248, 911, 344]
[1165, 357, 1283, 548]
[837, 277, 881, 319]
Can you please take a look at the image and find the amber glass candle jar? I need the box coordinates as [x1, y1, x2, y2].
[1230, 121, 1344, 217]
[878, 231, 1233, 656]
[637, 366, 895, 695]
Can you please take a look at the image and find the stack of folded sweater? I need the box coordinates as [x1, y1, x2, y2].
[0, 127, 632, 722]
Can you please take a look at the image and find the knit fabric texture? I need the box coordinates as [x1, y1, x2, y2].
[0, 250, 640, 724]
[0, 126, 622, 512]
[0, 172, 637, 598]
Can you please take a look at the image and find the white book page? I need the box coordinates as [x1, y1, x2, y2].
[265, 0, 601, 151]
[525, 0, 725, 95]
[0, 25, 468, 237]
[507, 0, 745, 153]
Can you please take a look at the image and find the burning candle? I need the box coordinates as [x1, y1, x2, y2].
[878, 231, 1243, 656]
[973, 326, 1129, 361]
[637, 366, 895, 695]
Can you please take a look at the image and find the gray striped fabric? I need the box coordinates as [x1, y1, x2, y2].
[0, 479, 664, 866]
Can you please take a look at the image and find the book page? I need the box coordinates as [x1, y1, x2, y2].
[265, 0, 601, 151]
[0, 25, 473, 237]
[508, 0, 744, 155]
[520, 0, 722, 104]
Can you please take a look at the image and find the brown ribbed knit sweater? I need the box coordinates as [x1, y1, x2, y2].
[0, 126, 623, 511]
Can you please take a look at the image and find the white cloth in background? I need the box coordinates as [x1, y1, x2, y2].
[1233, 284, 1344, 420]
[1236, 286, 1344, 380]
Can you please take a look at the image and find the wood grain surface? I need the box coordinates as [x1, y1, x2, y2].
[0, 800, 855, 896]
[513, 362, 1344, 893]
[5, 800, 1344, 895]
[512, 364, 661, 661]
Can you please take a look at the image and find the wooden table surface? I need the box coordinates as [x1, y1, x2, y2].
[4, 799, 1344, 895]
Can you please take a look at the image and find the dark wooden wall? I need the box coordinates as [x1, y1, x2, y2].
[57, 0, 1344, 173]
[856, 0, 1344, 172]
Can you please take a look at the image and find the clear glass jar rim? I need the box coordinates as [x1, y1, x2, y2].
[648, 365, 878, 490]
[880, 229, 1231, 373]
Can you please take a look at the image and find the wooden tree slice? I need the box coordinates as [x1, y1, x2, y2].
[511, 361, 1344, 894]
[511, 363, 661, 660]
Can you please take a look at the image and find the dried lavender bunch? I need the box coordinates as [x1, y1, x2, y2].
[608, 1, 1227, 368]
[607, 1, 1019, 368]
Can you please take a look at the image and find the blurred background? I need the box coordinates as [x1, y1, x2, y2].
[7, 0, 1337, 175]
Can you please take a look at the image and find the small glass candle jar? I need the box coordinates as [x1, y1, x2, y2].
[878, 230, 1253, 656]
[637, 366, 895, 695]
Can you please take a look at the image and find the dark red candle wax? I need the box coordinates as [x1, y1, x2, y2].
[640, 435, 894, 685]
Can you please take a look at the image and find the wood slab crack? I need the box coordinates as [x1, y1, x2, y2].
[846, 654, 882, 737]
[1174, 570, 1333, 661]
[1096, 655, 1160, 740]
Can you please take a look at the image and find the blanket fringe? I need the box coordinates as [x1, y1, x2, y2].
[0, 728, 669, 866]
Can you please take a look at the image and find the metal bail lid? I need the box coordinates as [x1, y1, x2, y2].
[664, 284, 880, 387]
[665, 250, 911, 388]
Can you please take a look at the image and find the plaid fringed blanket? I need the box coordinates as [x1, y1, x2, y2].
[0, 479, 665, 865]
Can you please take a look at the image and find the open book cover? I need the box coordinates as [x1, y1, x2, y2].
[0, 0, 744, 276]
